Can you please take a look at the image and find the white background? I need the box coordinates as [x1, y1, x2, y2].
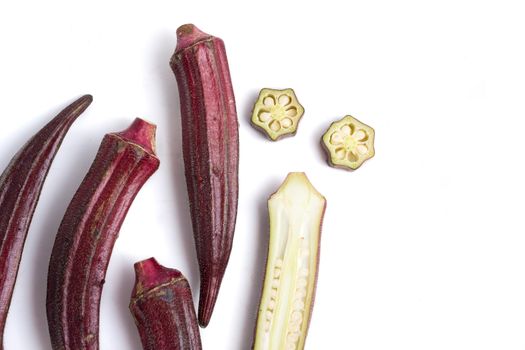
[1, 1, 525, 349]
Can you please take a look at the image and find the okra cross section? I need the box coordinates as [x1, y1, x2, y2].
[253, 172, 326, 350]
[322, 115, 375, 170]
[251, 88, 305, 141]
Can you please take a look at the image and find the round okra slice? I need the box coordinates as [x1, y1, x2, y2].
[251, 88, 305, 141]
[322, 115, 375, 170]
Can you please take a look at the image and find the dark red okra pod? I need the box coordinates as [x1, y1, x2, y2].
[46, 118, 160, 350]
[130, 258, 202, 350]
[0, 95, 92, 349]
[170, 23, 239, 328]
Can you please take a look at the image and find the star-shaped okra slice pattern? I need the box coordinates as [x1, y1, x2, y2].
[322, 115, 375, 170]
[251, 88, 305, 141]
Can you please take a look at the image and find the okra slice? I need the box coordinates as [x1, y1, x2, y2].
[322, 115, 375, 170]
[251, 88, 305, 141]
[253, 173, 326, 350]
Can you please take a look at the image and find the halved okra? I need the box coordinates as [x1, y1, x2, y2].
[253, 172, 326, 350]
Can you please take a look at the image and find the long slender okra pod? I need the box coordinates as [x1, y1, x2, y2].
[130, 258, 202, 350]
[46, 118, 160, 350]
[0, 95, 92, 349]
[253, 173, 326, 350]
[169, 24, 239, 327]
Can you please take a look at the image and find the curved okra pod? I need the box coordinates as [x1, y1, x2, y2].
[46, 118, 160, 350]
[0, 95, 92, 349]
[253, 173, 326, 350]
[170, 24, 239, 327]
[130, 258, 202, 350]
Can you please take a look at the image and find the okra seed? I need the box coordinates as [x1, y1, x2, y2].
[290, 322, 301, 333]
[335, 147, 346, 160]
[330, 132, 343, 145]
[258, 111, 271, 122]
[288, 332, 299, 342]
[357, 144, 368, 154]
[268, 300, 276, 310]
[341, 124, 352, 135]
[270, 120, 281, 131]
[348, 151, 358, 162]
[285, 107, 297, 117]
[271, 279, 279, 288]
[278, 95, 291, 106]
[355, 129, 367, 141]
[291, 311, 302, 321]
[281, 118, 292, 128]
[273, 268, 281, 278]
[299, 268, 309, 277]
[275, 259, 283, 268]
[264, 96, 275, 106]
[266, 310, 272, 320]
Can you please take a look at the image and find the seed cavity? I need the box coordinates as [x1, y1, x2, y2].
[278, 94, 291, 106]
[264, 96, 275, 106]
[285, 107, 297, 117]
[281, 118, 292, 128]
[270, 120, 281, 131]
[258, 111, 271, 122]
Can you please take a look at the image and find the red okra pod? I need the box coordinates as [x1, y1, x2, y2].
[130, 258, 202, 350]
[46, 118, 160, 350]
[0, 95, 92, 349]
[170, 24, 239, 327]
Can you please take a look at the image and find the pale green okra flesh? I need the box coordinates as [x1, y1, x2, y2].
[253, 172, 326, 350]
[251, 88, 305, 141]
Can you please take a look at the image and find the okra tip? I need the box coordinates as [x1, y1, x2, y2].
[62, 94, 93, 117]
[115, 118, 157, 155]
[198, 276, 222, 328]
[175, 24, 211, 52]
[132, 258, 183, 299]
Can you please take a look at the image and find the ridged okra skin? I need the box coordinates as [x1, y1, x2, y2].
[0, 95, 92, 349]
[46, 119, 159, 350]
[130, 258, 202, 350]
[170, 23, 239, 328]
[253, 173, 326, 350]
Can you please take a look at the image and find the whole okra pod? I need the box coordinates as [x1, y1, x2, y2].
[0, 95, 92, 349]
[46, 118, 160, 350]
[170, 24, 239, 327]
[130, 258, 202, 350]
